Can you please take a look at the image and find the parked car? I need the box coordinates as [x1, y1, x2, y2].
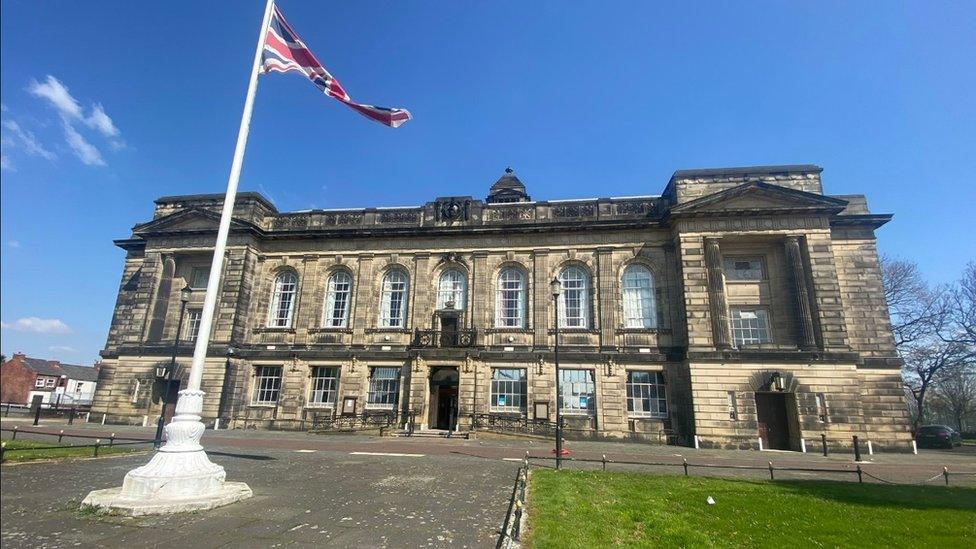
[916, 425, 963, 449]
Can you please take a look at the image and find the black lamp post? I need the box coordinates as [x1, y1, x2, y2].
[154, 285, 192, 448]
[550, 277, 564, 469]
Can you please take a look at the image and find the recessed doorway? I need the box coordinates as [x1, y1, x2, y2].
[429, 367, 459, 430]
[755, 392, 794, 450]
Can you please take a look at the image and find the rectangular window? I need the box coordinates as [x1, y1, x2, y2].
[626, 371, 668, 418]
[730, 308, 772, 346]
[723, 257, 764, 281]
[35, 378, 46, 388]
[308, 366, 339, 407]
[189, 266, 211, 289]
[815, 393, 829, 423]
[727, 391, 738, 420]
[252, 366, 282, 405]
[75, 382, 85, 394]
[45, 377, 56, 387]
[491, 368, 527, 412]
[184, 310, 202, 341]
[367, 367, 400, 409]
[559, 369, 595, 415]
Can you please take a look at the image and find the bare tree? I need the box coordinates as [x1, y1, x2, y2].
[948, 261, 976, 354]
[929, 368, 976, 431]
[881, 256, 944, 349]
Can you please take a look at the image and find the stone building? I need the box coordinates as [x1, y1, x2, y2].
[90, 164, 912, 450]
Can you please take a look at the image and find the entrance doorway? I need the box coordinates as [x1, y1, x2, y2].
[440, 316, 459, 347]
[755, 392, 793, 450]
[428, 367, 459, 430]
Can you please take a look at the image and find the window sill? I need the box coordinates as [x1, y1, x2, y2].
[253, 327, 295, 334]
[628, 415, 668, 420]
[365, 327, 411, 334]
[488, 409, 527, 415]
[248, 403, 277, 408]
[308, 327, 353, 334]
[559, 411, 596, 417]
[484, 327, 533, 334]
[305, 404, 334, 409]
[549, 328, 599, 334]
[616, 328, 670, 334]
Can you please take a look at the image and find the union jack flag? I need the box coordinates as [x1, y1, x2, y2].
[260, 4, 411, 128]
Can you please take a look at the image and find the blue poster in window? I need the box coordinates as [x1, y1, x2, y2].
[498, 395, 507, 406]
[579, 396, 588, 408]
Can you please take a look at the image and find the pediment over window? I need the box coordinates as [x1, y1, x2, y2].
[132, 207, 255, 235]
[669, 182, 848, 217]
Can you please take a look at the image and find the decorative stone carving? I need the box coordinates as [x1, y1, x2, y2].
[270, 216, 309, 231]
[485, 206, 534, 221]
[551, 203, 596, 218]
[378, 210, 420, 224]
[614, 200, 655, 216]
[434, 198, 471, 222]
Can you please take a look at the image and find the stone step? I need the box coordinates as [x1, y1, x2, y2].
[391, 429, 471, 439]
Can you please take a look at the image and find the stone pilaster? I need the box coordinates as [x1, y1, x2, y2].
[145, 255, 176, 342]
[704, 238, 731, 349]
[532, 249, 550, 348]
[785, 236, 817, 350]
[351, 255, 374, 346]
[596, 248, 617, 350]
[472, 252, 488, 331]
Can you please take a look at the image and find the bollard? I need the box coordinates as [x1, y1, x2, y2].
[101, 413, 106, 425]
[853, 435, 862, 462]
[683, 458, 689, 476]
[85, 412, 90, 422]
[694, 435, 700, 449]
[768, 461, 775, 480]
[944, 467, 949, 486]
[109, 433, 116, 447]
[602, 454, 607, 471]
[94, 439, 101, 457]
[33, 404, 42, 426]
[12, 426, 18, 440]
[911, 440, 918, 455]
[758, 437, 764, 451]
[58, 430, 64, 444]
[142, 415, 148, 427]
[214, 418, 221, 430]
[821, 433, 829, 456]
[867, 440, 873, 456]
[0, 441, 5, 462]
[800, 439, 807, 453]
[856, 464, 863, 483]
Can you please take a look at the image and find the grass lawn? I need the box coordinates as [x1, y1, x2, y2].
[527, 470, 976, 548]
[1, 438, 144, 463]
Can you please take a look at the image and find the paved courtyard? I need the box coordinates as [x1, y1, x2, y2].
[1, 438, 516, 548]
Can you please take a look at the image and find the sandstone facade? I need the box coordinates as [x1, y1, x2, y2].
[91, 165, 912, 450]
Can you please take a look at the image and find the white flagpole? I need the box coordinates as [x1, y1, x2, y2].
[187, 0, 275, 391]
[81, 0, 275, 514]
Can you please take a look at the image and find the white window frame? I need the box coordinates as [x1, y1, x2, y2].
[490, 368, 527, 412]
[366, 367, 401, 409]
[252, 366, 282, 405]
[626, 371, 668, 418]
[621, 264, 657, 329]
[557, 266, 589, 329]
[379, 269, 409, 328]
[45, 377, 56, 388]
[322, 271, 353, 328]
[267, 271, 299, 328]
[35, 378, 46, 388]
[723, 256, 765, 282]
[189, 266, 211, 289]
[436, 269, 467, 310]
[559, 369, 595, 415]
[308, 366, 339, 407]
[495, 268, 527, 328]
[184, 309, 202, 341]
[730, 307, 772, 346]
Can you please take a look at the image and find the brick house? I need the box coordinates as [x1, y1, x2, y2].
[0, 353, 100, 407]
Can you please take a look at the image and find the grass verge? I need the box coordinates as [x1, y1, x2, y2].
[1, 438, 143, 463]
[527, 470, 976, 548]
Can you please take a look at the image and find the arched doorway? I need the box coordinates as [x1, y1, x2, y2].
[429, 367, 459, 430]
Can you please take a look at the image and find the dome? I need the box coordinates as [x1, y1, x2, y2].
[486, 167, 531, 203]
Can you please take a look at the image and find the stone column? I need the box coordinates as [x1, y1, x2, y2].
[471, 252, 488, 331]
[785, 236, 818, 350]
[145, 255, 176, 342]
[596, 248, 617, 350]
[703, 238, 731, 349]
[532, 249, 550, 349]
[351, 254, 374, 347]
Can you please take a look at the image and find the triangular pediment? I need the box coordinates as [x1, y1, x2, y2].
[132, 207, 252, 235]
[670, 182, 847, 217]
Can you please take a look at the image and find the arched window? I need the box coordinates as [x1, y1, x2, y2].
[496, 268, 526, 328]
[268, 271, 299, 328]
[322, 271, 353, 328]
[436, 269, 467, 310]
[557, 266, 589, 328]
[622, 265, 656, 328]
[379, 268, 409, 327]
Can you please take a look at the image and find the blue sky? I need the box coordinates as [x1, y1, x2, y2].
[1, 1, 974, 364]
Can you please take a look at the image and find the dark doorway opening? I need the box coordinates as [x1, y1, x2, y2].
[429, 367, 459, 430]
[755, 392, 793, 450]
[439, 316, 459, 347]
[163, 380, 180, 424]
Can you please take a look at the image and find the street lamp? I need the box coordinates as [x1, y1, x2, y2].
[550, 277, 566, 469]
[154, 285, 192, 448]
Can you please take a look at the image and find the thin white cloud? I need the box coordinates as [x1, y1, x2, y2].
[7, 240, 20, 248]
[49, 345, 78, 353]
[28, 75, 84, 120]
[1, 119, 56, 160]
[0, 154, 11, 171]
[1, 317, 72, 334]
[26, 75, 123, 165]
[62, 119, 105, 166]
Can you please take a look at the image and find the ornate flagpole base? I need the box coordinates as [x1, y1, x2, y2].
[82, 390, 252, 516]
